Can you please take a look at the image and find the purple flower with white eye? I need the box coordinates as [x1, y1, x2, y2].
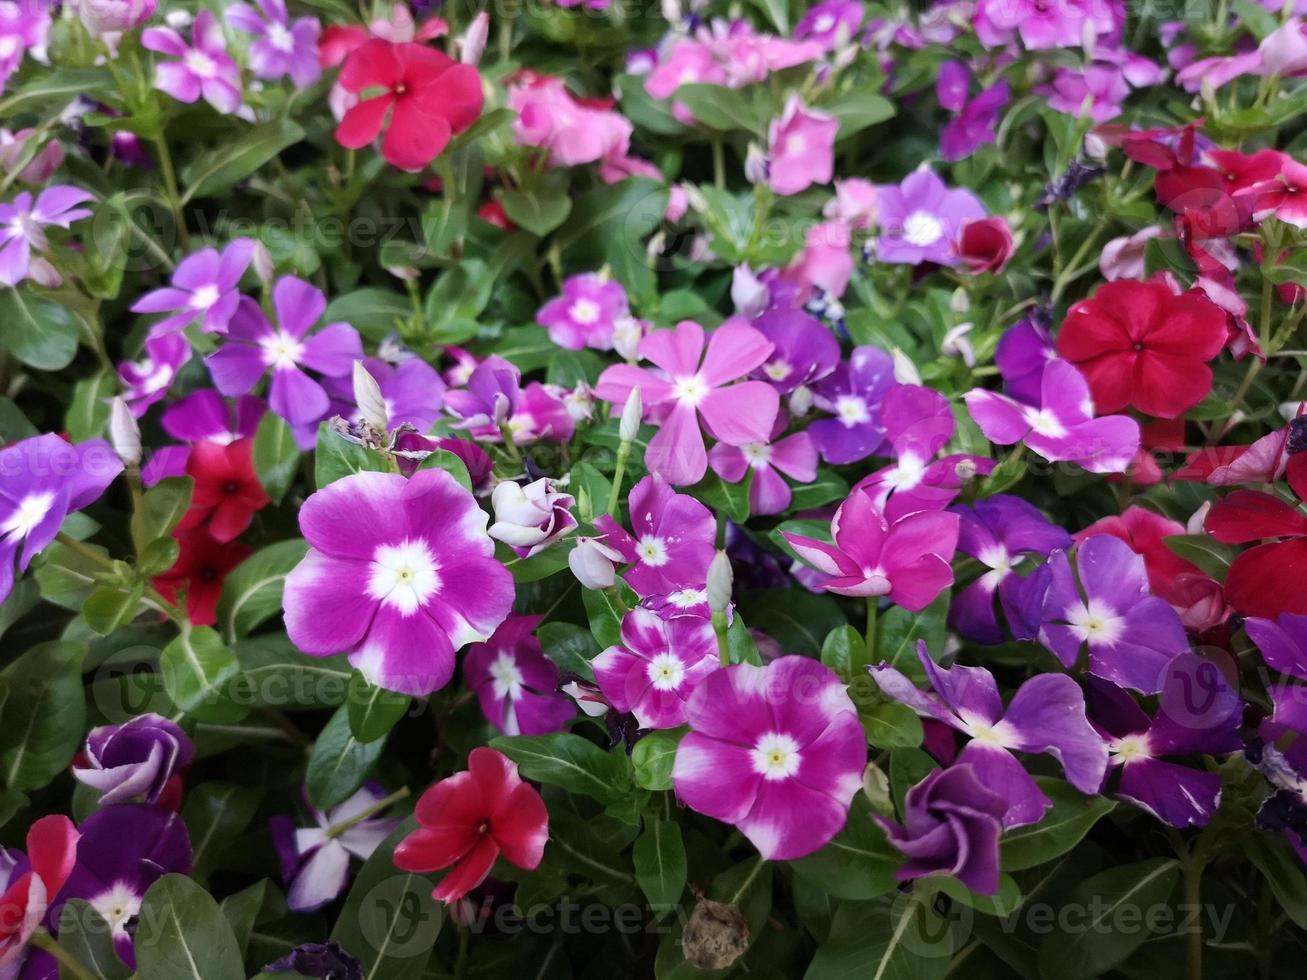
[324, 355, 446, 432]
[1087, 653, 1241, 828]
[487, 477, 576, 558]
[228, 0, 321, 86]
[55, 805, 192, 968]
[875, 763, 1009, 895]
[0, 434, 122, 603]
[708, 414, 817, 516]
[964, 358, 1140, 473]
[444, 355, 521, 431]
[130, 239, 254, 335]
[947, 495, 1071, 645]
[795, 0, 864, 48]
[0, 185, 94, 286]
[272, 785, 400, 913]
[875, 169, 985, 266]
[72, 714, 194, 806]
[117, 329, 191, 418]
[142, 10, 243, 114]
[808, 346, 894, 464]
[537, 273, 629, 351]
[872, 641, 1109, 828]
[994, 312, 1055, 404]
[748, 309, 840, 395]
[205, 276, 363, 434]
[463, 615, 575, 736]
[0, 2, 50, 93]
[143, 391, 266, 486]
[941, 81, 1008, 161]
[594, 606, 718, 730]
[592, 474, 717, 598]
[1033, 535, 1190, 694]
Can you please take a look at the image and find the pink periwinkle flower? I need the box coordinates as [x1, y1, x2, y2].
[130, 238, 255, 335]
[143, 10, 243, 114]
[767, 97, 837, 196]
[283, 469, 515, 696]
[672, 655, 867, 860]
[0, 1, 50, 94]
[1261, 18, 1307, 76]
[75, 0, 156, 37]
[0, 128, 63, 184]
[118, 328, 191, 418]
[823, 178, 878, 228]
[0, 186, 94, 287]
[708, 414, 817, 516]
[463, 615, 576, 736]
[592, 475, 716, 598]
[593, 606, 718, 730]
[795, 0, 864, 49]
[488, 477, 577, 558]
[783, 487, 960, 610]
[595, 320, 780, 486]
[786, 220, 854, 298]
[973, 0, 1119, 51]
[228, 0, 321, 86]
[508, 75, 634, 170]
[537, 272, 629, 351]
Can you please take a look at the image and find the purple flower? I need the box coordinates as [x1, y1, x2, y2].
[808, 346, 894, 464]
[748, 309, 840, 395]
[463, 615, 576, 736]
[964, 358, 1140, 473]
[228, 0, 321, 86]
[75, 0, 157, 37]
[129, 239, 254, 335]
[0, 186, 94, 286]
[875, 169, 985, 266]
[266, 942, 362, 980]
[1088, 653, 1241, 828]
[142, 10, 243, 114]
[871, 641, 1108, 827]
[72, 714, 194, 806]
[1040, 63, 1131, 123]
[708, 414, 817, 516]
[936, 61, 970, 112]
[143, 391, 266, 486]
[974, 0, 1117, 50]
[283, 469, 515, 696]
[272, 785, 400, 912]
[767, 97, 838, 197]
[444, 355, 521, 430]
[994, 312, 1055, 404]
[941, 81, 1008, 161]
[324, 355, 446, 432]
[118, 329, 191, 418]
[537, 273, 629, 351]
[0, 2, 50, 93]
[592, 475, 716, 598]
[1245, 612, 1307, 681]
[875, 763, 1009, 895]
[205, 276, 363, 433]
[593, 607, 719, 730]
[795, 0, 864, 48]
[947, 495, 1071, 645]
[0, 434, 122, 603]
[488, 477, 576, 557]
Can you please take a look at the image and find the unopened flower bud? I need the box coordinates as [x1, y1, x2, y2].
[250, 240, 275, 283]
[613, 315, 645, 362]
[949, 288, 969, 315]
[1187, 500, 1211, 536]
[731, 264, 769, 319]
[620, 387, 643, 442]
[788, 384, 814, 417]
[352, 361, 389, 432]
[682, 184, 709, 215]
[862, 762, 894, 817]
[108, 397, 141, 466]
[891, 348, 921, 385]
[954, 457, 977, 482]
[489, 478, 577, 558]
[569, 536, 624, 589]
[744, 143, 768, 185]
[460, 11, 489, 64]
[707, 550, 733, 613]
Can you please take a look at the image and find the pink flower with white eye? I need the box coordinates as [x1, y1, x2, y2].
[592, 474, 717, 598]
[463, 615, 576, 736]
[783, 487, 960, 610]
[708, 415, 817, 516]
[537, 273, 629, 351]
[488, 478, 577, 558]
[672, 656, 866, 860]
[767, 97, 838, 196]
[593, 607, 719, 729]
[595, 321, 779, 486]
[142, 10, 243, 115]
[0, 186, 94, 287]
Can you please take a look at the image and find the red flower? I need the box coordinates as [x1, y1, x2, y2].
[0, 816, 78, 968]
[334, 39, 483, 172]
[1057, 279, 1228, 419]
[153, 527, 254, 626]
[957, 217, 1013, 273]
[394, 748, 548, 903]
[179, 438, 269, 543]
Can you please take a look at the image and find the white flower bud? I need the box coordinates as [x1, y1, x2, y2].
[1187, 500, 1211, 536]
[788, 384, 814, 417]
[569, 536, 624, 589]
[460, 12, 489, 65]
[744, 143, 768, 185]
[1083, 131, 1108, 162]
[352, 361, 389, 432]
[707, 550, 733, 614]
[250, 240, 275, 283]
[108, 397, 140, 466]
[949, 288, 969, 315]
[613, 315, 644, 362]
[731, 264, 769, 319]
[620, 387, 643, 443]
[891, 348, 921, 385]
[682, 184, 710, 215]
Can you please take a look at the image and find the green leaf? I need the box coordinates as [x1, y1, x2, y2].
[0, 288, 80, 370]
[219, 879, 270, 957]
[181, 119, 306, 199]
[347, 670, 411, 744]
[233, 634, 352, 711]
[1000, 778, 1116, 872]
[34, 540, 108, 609]
[634, 817, 687, 913]
[821, 624, 866, 685]
[935, 873, 1022, 918]
[536, 621, 600, 679]
[791, 797, 899, 901]
[861, 701, 924, 749]
[0, 642, 86, 792]
[672, 83, 766, 134]
[632, 728, 684, 791]
[0, 69, 114, 114]
[825, 84, 896, 140]
[501, 185, 573, 237]
[136, 874, 246, 980]
[130, 477, 193, 554]
[183, 782, 261, 878]
[252, 413, 299, 505]
[324, 288, 411, 344]
[582, 586, 626, 649]
[315, 423, 389, 488]
[83, 582, 145, 636]
[414, 447, 473, 490]
[690, 470, 750, 524]
[502, 542, 573, 583]
[805, 895, 954, 980]
[1246, 831, 1307, 929]
[491, 732, 631, 804]
[738, 588, 846, 657]
[874, 594, 950, 682]
[1163, 533, 1238, 580]
[789, 469, 850, 511]
[56, 900, 132, 980]
[216, 539, 309, 642]
[306, 704, 387, 810]
[160, 626, 245, 722]
[66, 372, 115, 442]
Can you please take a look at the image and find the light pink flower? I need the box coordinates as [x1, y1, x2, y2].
[767, 97, 837, 196]
[508, 75, 633, 169]
[593, 607, 718, 729]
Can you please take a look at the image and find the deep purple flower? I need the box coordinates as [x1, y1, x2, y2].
[748, 309, 840, 395]
[994, 312, 1055, 404]
[872, 641, 1108, 827]
[1245, 612, 1307, 681]
[593, 606, 718, 730]
[324, 356, 446, 432]
[0, 186, 94, 286]
[72, 714, 194, 806]
[266, 942, 363, 980]
[463, 615, 576, 736]
[875, 763, 1009, 895]
[118, 329, 191, 418]
[142, 10, 243, 114]
[537, 273, 629, 351]
[593, 475, 716, 598]
[228, 0, 321, 86]
[143, 391, 266, 486]
[875, 169, 985, 266]
[941, 81, 1009, 161]
[808, 346, 894, 464]
[444, 355, 521, 431]
[130, 239, 254, 335]
[206, 276, 363, 435]
[795, 0, 864, 48]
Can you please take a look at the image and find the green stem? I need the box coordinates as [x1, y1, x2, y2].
[606, 440, 632, 515]
[29, 930, 97, 980]
[453, 923, 471, 980]
[154, 136, 190, 249]
[498, 424, 524, 467]
[326, 786, 410, 839]
[863, 598, 878, 672]
[1184, 855, 1205, 980]
[711, 136, 725, 189]
[713, 609, 731, 667]
[54, 531, 187, 626]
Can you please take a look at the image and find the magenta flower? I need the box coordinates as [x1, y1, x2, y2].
[444, 355, 520, 431]
[783, 487, 959, 610]
[808, 347, 895, 464]
[749, 309, 841, 395]
[130, 239, 254, 335]
[0, 185, 94, 286]
[974, 0, 1116, 50]
[672, 656, 867, 860]
[964, 358, 1140, 473]
[872, 641, 1108, 827]
[767, 97, 838, 197]
[936, 60, 970, 111]
[0, 2, 50, 94]
[205, 276, 363, 431]
[593, 475, 717, 598]
[875, 169, 985, 266]
[143, 10, 243, 114]
[143, 391, 266, 486]
[593, 607, 718, 730]
[228, 0, 322, 86]
[463, 616, 576, 736]
[595, 320, 779, 486]
[537, 273, 629, 351]
[795, 0, 864, 48]
[941, 81, 1008, 161]
[118, 329, 191, 418]
[708, 414, 817, 516]
[324, 355, 446, 432]
[994, 313, 1055, 405]
[283, 469, 515, 696]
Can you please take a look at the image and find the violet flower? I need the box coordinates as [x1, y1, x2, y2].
[266, 942, 363, 980]
[795, 0, 864, 48]
[143, 10, 243, 114]
[324, 355, 446, 432]
[537, 273, 629, 351]
[941, 81, 1008, 162]
[143, 391, 266, 486]
[592, 474, 716, 598]
[872, 641, 1108, 827]
[487, 477, 577, 557]
[875, 169, 985, 266]
[0, 186, 94, 286]
[748, 309, 840, 395]
[593, 606, 719, 730]
[117, 328, 191, 418]
[463, 615, 576, 736]
[129, 239, 254, 335]
[228, 0, 322, 86]
[808, 346, 894, 464]
[994, 311, 1055, 404]
[72, 714, 194, 806]
[444, 355, 521, 431]
[0, 2, 49, 94]
[708, 413, 817, 516]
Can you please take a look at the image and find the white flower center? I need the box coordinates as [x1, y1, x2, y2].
[1110, 734, 1151, 763]
[488, 652, 525, 701]
[90, 881, 140, 934]
[1066, 597, 1125, 647]
[1023, 407, 1066, 438]
[646, 652, 686, 691]
[184, 49, 217, 78]
[884, 452, 925, 491]
[368, 539, 440, 615]
[835, 395, 869, 426]
[2, 491, 55, 539]
[267, 22, 296, 52]
[261, 331, 305, 371]
[813, 13, 836, 31]
[751, 732, 801, 780]
[741, 442, 772, 467]
[965, 719, 1008, 747]
[784, 133, 806, 156]
[902, 210, 944, 247]
[636, 534, 669, 566]
[673, 374, 709, 407]
[763, 359, 792, 381]
[190, 284, 220, 310]
[569, 298, 601, 325]
[667, 587, 707, 607]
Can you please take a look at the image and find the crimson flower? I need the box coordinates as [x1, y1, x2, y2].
[0, 816, 79, 968]
[334, 38, 483, 172]
[394, 748, 548, 903]
[1057, 279, 1228, 418]
[152, 527, 254, 626]
[957, 217, 1013, 273]
[178, 438, 270, 543]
